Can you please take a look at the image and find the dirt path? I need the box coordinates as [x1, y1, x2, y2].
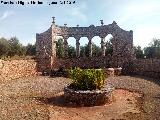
[0, 76, 159, 120]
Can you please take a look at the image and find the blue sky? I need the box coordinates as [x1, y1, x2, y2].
[0, 0, 160, 48]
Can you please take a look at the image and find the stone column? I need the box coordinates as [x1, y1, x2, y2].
[88, 38, 92, 57]
[101, 37, 105, 56]
[76, 38, 80, 57]
[63, 37, 68, 58]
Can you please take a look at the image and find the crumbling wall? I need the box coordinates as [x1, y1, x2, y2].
[132, 59, 160, 79]
[36, 18, 134, 71]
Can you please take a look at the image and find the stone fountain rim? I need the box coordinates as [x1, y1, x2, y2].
[64, 84, 115, 94]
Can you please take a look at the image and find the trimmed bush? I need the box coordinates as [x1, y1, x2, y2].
[69, 68, 106, 90]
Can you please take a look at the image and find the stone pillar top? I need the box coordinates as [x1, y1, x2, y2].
[52, 17, 55, 24]
[64, 24, 67, 27]
[100, 20, 104, 26]
[112, 21, 117, 25]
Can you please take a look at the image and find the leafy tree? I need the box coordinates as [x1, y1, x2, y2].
[92, 43, 101, 57]
[26, 43, 36, 56]
[80, 43, 101, 57]
[56, 38, 64, 58]
[80, 44, 89, 57]
[144, 38, 160, 58]
[80, 45, 86, 57]
[68, 45, 76, 58]
[149, 38, 160, 47]
[8, 37, 25, 56]
[0, 37, 10, 58]
[105, 41, 113, 56]
[134, 46, 144, 58]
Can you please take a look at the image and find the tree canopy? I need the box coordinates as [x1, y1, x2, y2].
[0, 37, 36, 59]
[144, 38, 160, 58]
[1, 36, 160, 59]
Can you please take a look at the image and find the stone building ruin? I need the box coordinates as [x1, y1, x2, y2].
[36, 17, 134, 71]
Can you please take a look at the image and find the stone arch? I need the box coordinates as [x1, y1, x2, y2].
[79, 37, 89, 57]
[105, 34, 113, 56]
[67, 37, 76, 58]
[36, 18, 134, 71]
[55, 36, 64, 58]
[92, 36, 101, 57]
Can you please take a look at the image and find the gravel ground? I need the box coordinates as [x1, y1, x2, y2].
[0, 75, 160, 120]
[107, 76, 160, 120]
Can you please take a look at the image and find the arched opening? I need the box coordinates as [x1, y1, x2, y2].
[92, 36, 101, 57]
[79, 37, 89, 57]
[67, 37, 76, 58]
[105, 34, 113, 56]
[55, 36, 64, 58]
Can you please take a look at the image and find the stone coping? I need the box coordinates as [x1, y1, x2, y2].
[64, 84, 115, 93]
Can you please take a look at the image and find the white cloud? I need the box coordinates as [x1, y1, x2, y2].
[0, 11, 15, 21]
[70, 8, 87, 22]
[134, 27, 160, 48]
[68, 1, 87, 23]
[118, 1, 160, 24]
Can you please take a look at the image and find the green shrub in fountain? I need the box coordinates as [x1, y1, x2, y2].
[69, 68, 106, 90]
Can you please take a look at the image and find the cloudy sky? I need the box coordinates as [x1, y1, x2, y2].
[0, 0, 160, 48]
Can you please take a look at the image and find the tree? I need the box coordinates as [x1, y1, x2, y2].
[56, 38, 64, 58]
[8, 37, 25, 56]
[26, 43, 36, 56]
[105, 41, 113, 56]
[0, 37, 10, 58]
[80, 43, 101, 57]
[92, 43, 101, 57]
[144, 38, 160, 58]
[68, 45, 76, 58]
[134, 46, 144, 58]
[149, 38, 160, 47]
[80, 44, 89, 57]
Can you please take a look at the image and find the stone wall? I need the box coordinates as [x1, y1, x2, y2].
[36, 17, 134, 71]
[132, 59, 160, 79]
[64, 85, 114, 106]
[56, 56, 111, 69]
[0, 60, 37, 81]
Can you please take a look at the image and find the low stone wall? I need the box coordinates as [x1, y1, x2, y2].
[56, 56, 111, 69]
[0, 59, 37, 81]
[132, 59, 160, 79]
[64, 85, 114, 106]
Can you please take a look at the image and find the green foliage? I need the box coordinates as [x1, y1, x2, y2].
[80, 43, 101, 57]
[105, 41, 113, 56]
[69, 68, 106, 90]
[92, 43, 101, 57]
[149, 38, 160, 47]
[80, 44, 89, 57]
[68, 45, 76, 58]
[0, 36, 36, 59]
[134, 46, 144, 58]
[7, 37, 24, 56]
[56, 38, 64, 58]
[144, 38, 160, 58]
[0, 37, 10, 57]
[26, 43, 36, 56]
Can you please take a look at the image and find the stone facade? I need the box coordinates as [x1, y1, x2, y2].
[64, 85, 114, 106]
[36, 17, 134, 71]
[0, 60, 37, 81]
[131, 59, 160, 79]
[56, 56, 111, 69]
